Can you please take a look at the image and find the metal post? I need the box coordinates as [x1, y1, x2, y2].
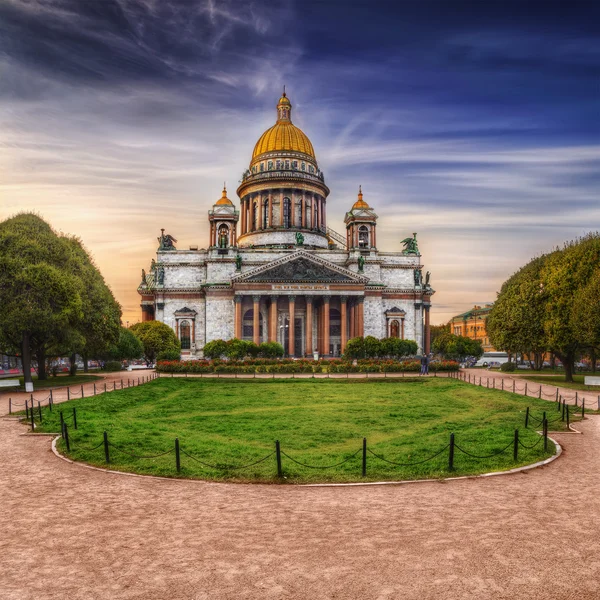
[448, 433, 455, 471]
[513, 380, 515, 393]
[38, 401, 42, 423]
[502, 379, 504, 391]
[25, 400, 29, 419]
[556, 388, 559, 402]
[103, 431, 110, 463]
[566, 404, 570, 428]
[562, 400, 566, 421]
[582, 399, 585, 420]
[543, 411, 546, 428]
[94, 383, 96, 395]
[175, 438, 180, 473]
[64, 423, 70, 452]
[525, 407, 529, 428]
[30, 403, 35, 431]
[104, 383, 107, 393]
[73, 407, 77, 430]
[513, 429, 519, 461]
[8, 398, 11, 414]
[50, 389, 53, 405]
[575, 392, 578, 407]
[558, 396, 561, 411]
[60, 411, 64, 437]
[114, 381, 116, 391]
[362, 437, 367, 477]
[525, 383, 528, 397]
[539, 387, 542, 399]
[121, 379, 123, 389]
[543, 419, 548, 451]
[81, 385, 84, 398]
[67, 387, 70, 401]
[275, 440, 282, 478]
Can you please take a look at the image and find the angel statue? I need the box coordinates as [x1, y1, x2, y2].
[235, 254, 243, 270]
[150, 259, 156, 271]
[140, 268, 147, 284]
[401, 232, 419, 255]
[295, 231, 304, 246]
[425, 271, 431, 288]
[414, 268, 422, 287]
[158, 228, 178, 251]
[157, 267, 165, 285]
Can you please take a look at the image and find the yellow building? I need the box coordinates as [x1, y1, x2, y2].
[449, 304, 495, 352]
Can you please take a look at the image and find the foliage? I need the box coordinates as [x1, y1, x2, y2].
[343, 336, 418, 360]
[156, 348, 181, 361]
[500, 362, 516, 372]
[432, 333, 483, 361]
[104, 360, 123, 372]
[130, 321, 180, 363]
[224, 339, 259, 360]
[258, 341, 285, 358]
[488, 233, 600, 381]
[109, 327, 144, 362]
[202, 339, 228, 360]
[38, 378, 558, 483]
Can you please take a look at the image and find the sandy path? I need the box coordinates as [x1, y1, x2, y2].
[1, 403, 600, 598]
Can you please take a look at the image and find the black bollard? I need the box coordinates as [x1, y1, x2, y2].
[60, 411, 65, 437]
[582, 399, 585, 420]
[566, 404, 570, 428]
[104, 431, 110, 463]
[525, 407, 529, 428]
[25, 400, 29, 420]
[73, 407, 77, 430]
[362, 437, 367, 477]
[30, 403, 35, 431]
[513, 429, 519, 461]
[8, 398, 11, 415]
[50, 389, 53, 405]
[513, 380, 516, 393]
[562, 400, 566, 421]
[543, 419, 548, 451]
[81, 384, 84, 398]
[67, 387, 70, 401]
[558, 396, 561, 411]
[275, 440, 282, 478]
[525, 383, 528, 397]
[94, 383, 96, 395]
[104, 383, 107, 393]
[448, 433, 455, 471]
[575, 392, 578, 407]
[38, 401, 42, 423]
[64, 423, 70, 451]
[539, 387, 542, 399]
[175, 438, 181, 473]
[556, 388, 559, 402]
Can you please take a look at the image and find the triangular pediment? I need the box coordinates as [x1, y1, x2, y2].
[233, 251, 368, 284]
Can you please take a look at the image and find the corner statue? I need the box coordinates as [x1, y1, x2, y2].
[140, 269, 147, 285]
[357, 255, 365, 272]
[425, 271, 431, 288]
[158, 228, 177, 251]
[235, 254, 242, 270]
[401, 232, 419, 255]
[295, 231, 304, 246]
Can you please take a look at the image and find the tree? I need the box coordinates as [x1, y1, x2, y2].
[108, 327, 144, 362]
[0, 214, 84, 390]
[572, 271, 600, 373]
[343, 337, 366, 360]
[202, 339, 228, 360]
[432, 333, 483, 362]
[130, 321, 180, 364]
[430, 323, 450, 348]
[363, 336, 381, 358]
[225, 339, 258, 359]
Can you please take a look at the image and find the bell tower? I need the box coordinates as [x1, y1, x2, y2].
[344, 186, 378, 250]
[208, 185, 239, 250]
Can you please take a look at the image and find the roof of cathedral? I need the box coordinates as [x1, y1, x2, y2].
[251, 92, 315, 160]
[352, 186, 370, 210]
[215, 185, 233, 206]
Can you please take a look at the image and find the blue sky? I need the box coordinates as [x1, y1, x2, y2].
[1, 0, 598, 324]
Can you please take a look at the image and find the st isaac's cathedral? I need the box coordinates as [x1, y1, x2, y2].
[138, 91, 434, 359]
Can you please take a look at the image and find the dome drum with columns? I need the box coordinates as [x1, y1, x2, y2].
[138, 91, 434, 359]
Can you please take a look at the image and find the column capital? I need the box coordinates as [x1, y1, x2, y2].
[288, 295, 296, 302]
[234, 295, 243, 304]
[340, 295, 348, 303]
[357, 296, 365, 304]
[322, 296, 331, 304]
[305, 296, 313, 305]
[252, 295, 261, 303]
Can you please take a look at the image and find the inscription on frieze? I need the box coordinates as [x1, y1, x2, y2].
[272, 284, 330, 291]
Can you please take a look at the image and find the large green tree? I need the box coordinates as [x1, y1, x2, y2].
[130, 321, 180, 363]
[108, 327, 144, 362]
[0, 215, 83, 389]
[432, 333, 483, 361]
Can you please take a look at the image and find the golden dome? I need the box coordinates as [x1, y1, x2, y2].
[215, 185, 233, 206]
[251, 91, 316, 160]
[352, 186, 369, 210]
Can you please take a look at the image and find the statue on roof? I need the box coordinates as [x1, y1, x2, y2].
[425, 271, 431, 288]
[150, 259, 156, 271]
[140, 268, 147, 285]
[358, 255, 365, 272]
[157, 267, 165, 285]
[235, 254, 242, 271]
[414, 268, 422, 287]
[158, 229, 177, 251]
[295, 231, 304, 246]
[401, 232, 419, 255]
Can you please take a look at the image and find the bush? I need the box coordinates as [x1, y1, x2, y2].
[157, 349, 181, 361]
[104, 360, 122, 372]
[500, 362, 517, 372]
[202, 339, 228, 360]
[258, 341, 285, 358]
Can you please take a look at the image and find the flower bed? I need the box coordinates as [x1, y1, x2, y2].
[156, 358, 460, 374]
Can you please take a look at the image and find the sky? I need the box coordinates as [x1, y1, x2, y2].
[1, 0, 599, 326]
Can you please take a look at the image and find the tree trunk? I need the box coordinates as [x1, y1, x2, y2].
[36, 348, 47, 380]
[83, 353, 89, 373]
[21, 332, 34, 392]
[591, 349, 597, 374]
[69, 353, 78, 377]
[561, 354, 575, 383]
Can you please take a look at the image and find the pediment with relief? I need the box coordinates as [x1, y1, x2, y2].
[233, 251, 367, 284]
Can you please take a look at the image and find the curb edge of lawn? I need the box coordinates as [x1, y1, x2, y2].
[49, 434, 563, 488]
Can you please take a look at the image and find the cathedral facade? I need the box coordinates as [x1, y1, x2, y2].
[138, 92, 434, 359]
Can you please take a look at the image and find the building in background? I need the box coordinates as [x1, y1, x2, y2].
[138, 92, 434, 359]
[449, 304, 495, 353]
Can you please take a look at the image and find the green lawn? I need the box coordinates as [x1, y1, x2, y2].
[515, 374, 600, 393]
[17, 374, 104, 390]
[31, 378, 572, 483]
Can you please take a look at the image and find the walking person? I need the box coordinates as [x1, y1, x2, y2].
[424, 353, 431, 375]
[420, 355, 427, 376]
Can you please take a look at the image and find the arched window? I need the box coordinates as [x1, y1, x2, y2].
[283, 197, 291, 228]
[180, 320, 191, 350]
[390, 320, 400, 338]
[359, 225, 369, 248]
[263, 198, 269, 229]
[301, 162, 305, 171]
[285, 160, 290, 169]
[218, 224, 229, 248]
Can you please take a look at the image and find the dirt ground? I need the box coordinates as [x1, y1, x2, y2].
[1, 373, 599, 599]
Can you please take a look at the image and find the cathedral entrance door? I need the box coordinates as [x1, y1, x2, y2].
[279, 312, 305, 357]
